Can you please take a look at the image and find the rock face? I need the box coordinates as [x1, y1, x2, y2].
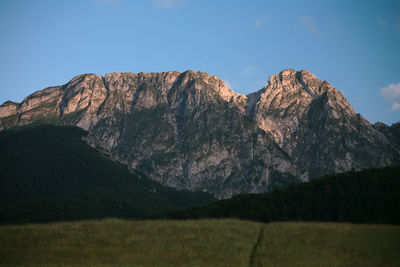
[248, 69, 400, 178]
[1, 69, 399, 198]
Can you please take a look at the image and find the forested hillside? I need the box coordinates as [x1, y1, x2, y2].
[160, 167, 400, 224]
[0, 124, 215, 224]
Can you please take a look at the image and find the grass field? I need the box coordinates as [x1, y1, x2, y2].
[0, 219, 399, 266]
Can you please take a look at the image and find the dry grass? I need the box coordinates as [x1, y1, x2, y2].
[0, 219, 261, 266]
[252, 222, 400, 267]
[0, 219, 399, 266]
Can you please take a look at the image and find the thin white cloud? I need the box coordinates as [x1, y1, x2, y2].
[254, 16, 268, 28]
[241, 66, 256, 74]
[395, 16, 400, 33]
[391, 102, 400, 111]
[381, 82, 400, 102]
[377, 18, 388, 28]
[377, 16, 400, 34]
[299, 16, 321, 35]
[254, 18, 263, 28]
[155, 0, 185, 8]
[96, 0, 121, 3]
[330, 19, 340, 32]
[357, 94, 365, 100]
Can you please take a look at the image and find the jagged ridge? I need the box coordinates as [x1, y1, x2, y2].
[1, 69, 399, 198]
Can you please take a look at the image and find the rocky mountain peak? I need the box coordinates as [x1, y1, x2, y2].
[0, 101, 19, 118]
[0, 69, 399, 198]
[265, 69, 325, 98]
[247, 69, 400, 180]
[249, 69, 327, 144]
[2, 100, 19, 106]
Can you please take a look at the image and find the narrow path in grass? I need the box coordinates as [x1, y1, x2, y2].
[249, 225, 265, 267]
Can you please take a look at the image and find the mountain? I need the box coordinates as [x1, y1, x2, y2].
[0, 124, 215, 224]
[248, 69, 400, 178]
[158, 166, 400, 224]
[1, 69, 399, 198]
[373, 121, 400, 149]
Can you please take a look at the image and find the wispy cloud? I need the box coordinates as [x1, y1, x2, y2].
[155, 0, 185, 8]
[241, 66, 256, 74]
[299, 16, 321, 35]
[330, 19, 340, 32]
[377, 16, 400, 34]
[96, 0, 121, 3]
[357, 94, 365, 101]
[381, 82, 400, 112]
[391, 102, 400, 112]
[395, 16, 400, 33]
[381, 82, 400, 102]
[377, 18, 388, 28]
[254, 18, 263, 28]
[254, 16, 268, 28]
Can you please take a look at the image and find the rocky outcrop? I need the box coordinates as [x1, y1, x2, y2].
[85, 70, 299, 198]
[1, 69, 398, 198]
[373, 122, 400, 152]
[248, 69, 399, 178]
[0, 86, 62, 130]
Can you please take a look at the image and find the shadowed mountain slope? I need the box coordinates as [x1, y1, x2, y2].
[1, 69, 399, 198]
[0, 124, 215, 224]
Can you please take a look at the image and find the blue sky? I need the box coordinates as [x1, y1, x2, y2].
[0, 0, 399, 124]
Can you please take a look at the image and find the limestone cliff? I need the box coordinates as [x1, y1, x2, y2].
[1, 69, 398, 198]
[248, 69, 399, 178]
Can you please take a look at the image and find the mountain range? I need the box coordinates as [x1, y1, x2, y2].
[1, 69, 399, 198]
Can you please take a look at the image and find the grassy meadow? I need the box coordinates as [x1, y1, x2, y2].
[0, 219, 399, 266]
